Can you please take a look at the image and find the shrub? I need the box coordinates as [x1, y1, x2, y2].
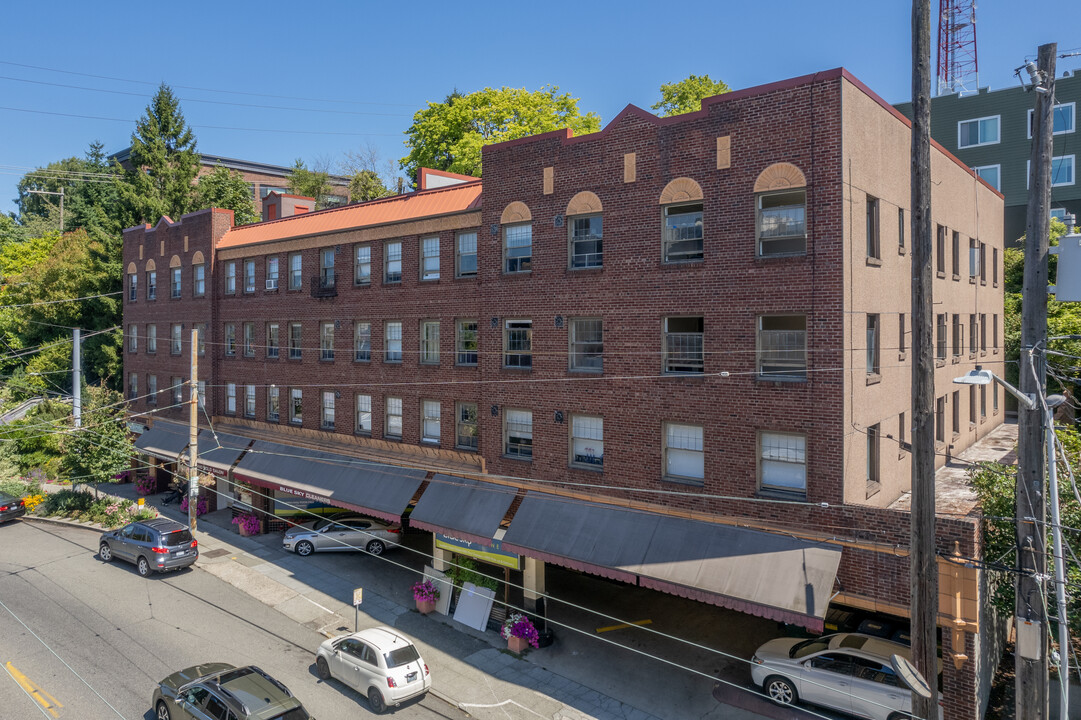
[180, 493, 210, 517]
[445, 557, 499, 592]
[231, 512, 260, 534]
[134, 474, 157, 495]
[412, 579, 440, 603]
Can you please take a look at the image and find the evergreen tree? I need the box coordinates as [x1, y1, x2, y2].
[14, 141, 124, 237]
[195, 165, 259, 225]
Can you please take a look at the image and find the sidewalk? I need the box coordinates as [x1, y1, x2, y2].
[38, 481, 765, 720]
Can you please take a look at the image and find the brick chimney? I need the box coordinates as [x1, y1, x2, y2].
[262, 192, 316, 221]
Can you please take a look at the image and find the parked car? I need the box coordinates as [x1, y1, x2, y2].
[283, 514, 401, 557]
[99, 517, 198, 577]
[751, 632, 937, 720]
[0, 492, 26, 524]
[315, 626, 430, 714]
[152, 663, 311, 720]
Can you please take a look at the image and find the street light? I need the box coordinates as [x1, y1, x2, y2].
[952, 366, 1037, 410]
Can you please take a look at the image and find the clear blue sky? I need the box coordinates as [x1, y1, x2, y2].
[2, 0, 1078, 217]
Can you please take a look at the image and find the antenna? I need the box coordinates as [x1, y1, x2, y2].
[936, 0, 979, 95]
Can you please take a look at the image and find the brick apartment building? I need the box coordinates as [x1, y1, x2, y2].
[123, 68, 1004, 718]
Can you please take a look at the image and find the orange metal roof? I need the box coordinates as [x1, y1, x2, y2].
[217, 181, 483, 249]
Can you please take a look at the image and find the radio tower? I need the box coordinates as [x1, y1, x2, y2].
[937, 0, 979, 95]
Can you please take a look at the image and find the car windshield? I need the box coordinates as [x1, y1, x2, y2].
[161, 529, 194, 546]
[271, 709, 309, 720]
[790, 637, 832, 659]
[311, 517, 345, 532]
[385, 644, 420, 668]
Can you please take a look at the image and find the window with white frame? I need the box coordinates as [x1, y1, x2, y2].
[128, 324, 138, 352]
[952, 314, 962, 357]
[420, 321, 439, 364]
[980, 313, 987, 352]
[226, 383, 237, 414]
[385, 397, 403, 438]
[757, 190, 806, 256]
[757, 315, 807, 379]
[866, 196, 880, 259]
[569, 318, 603, 372]
[147, 324, 156, 354]
[456, 320, 478, 366]
[267, 322, 279, 359]
[320, 249, 335, 288]
[224, 261, 236, 294]
[147, 375, 157, 405]
[289, 253, 302, 290]
[663, 317, 704, 373]
[504, 409, 532, 459]
[354, 322, 371, 361]
[244, 259, 255, 293]
[569, 214, 603, 268]
[192, 263, 205, 297]
[570, 415, 603, 469]
[969, 313, 978, 355]
[664, 423, 704, 483]
[147, 271, 157, 300]
[957, 115, 1000, 148]
[355, 394, 372, 434]
[289, 388, 302, 424]
[759, 431, 806, 492]
[243, 322, 255, 357]
[503, 319, 532, 368]
[421, 400, 440, 444]
[385, 321, 402, 362]
[1026, 156, 1076, 187]
[355, 245, 371, 285]
[1028, 102, 1076, 137]
[266, 257, 279, 290]
[421, 237, 440, 280]
[224, 323, 236, 356]
[289, 322, 302, 359]
[128, 372, 137, 400]
[867, 314, 880, 375]
[170, 267, 181, 298]
[196, 323, 206, 356]
[320, 322, 334, 361]
[322, 391, 335, 429]
[968, 237, 980, 278]
[128, 272, 137, 301]
[662, 203, 703, 262]
[504, 223, 532, 273]
[866, 423, 880, 490]
[172, 377, 183, 406]
[245, 385, 255, 417]
[385, 241, 402, 283]
[456, 231, 477, 278]
[936, 313, 947, 359]
[171, 324, 182, 354]
[456, 402, 478, 450]
[973, 165, 1001, 191]
[267, 386, 280, 422]
[196, 380, 205, 410]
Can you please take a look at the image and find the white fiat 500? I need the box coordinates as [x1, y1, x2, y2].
[315, 627, 430, 714]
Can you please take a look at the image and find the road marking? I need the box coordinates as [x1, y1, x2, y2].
[595, 619, 652, 633]
[5, 661, 63, 718]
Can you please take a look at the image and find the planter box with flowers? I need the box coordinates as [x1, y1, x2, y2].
[232, 512, 261, 536]
[180, 493, 210, 517]
[134, 474, 158, 497]
[501, 612, 540, 653]
[412, 580, 440, 614]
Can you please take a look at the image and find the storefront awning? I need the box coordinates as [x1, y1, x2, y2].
[232, 440, 426, 523]
[192, 430, 253, 477]
[134, 421, 190, 462]
[409, 474, 517, 547]
[502, 493, 842, 631]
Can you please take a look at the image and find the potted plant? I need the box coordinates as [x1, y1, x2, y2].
[412, 579, 440, 614]
[134, 474, 157, 496]
[231, 512, 261, 536]
[501, 612, 540, 653]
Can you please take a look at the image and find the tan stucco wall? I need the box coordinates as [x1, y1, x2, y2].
[841, 78, 1005, 507]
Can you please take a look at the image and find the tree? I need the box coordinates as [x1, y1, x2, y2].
[62, 385, 133, 486]
[287, 159, 333, 209]
[401, 86, 601, 180]
[195, 165, 259, 225]
[116, 84, 199, 227]
[652, 74, 732, 117]
[348, 170, 393, 203]
[16, 142, 124, 237]
[341, 143, 397, 202]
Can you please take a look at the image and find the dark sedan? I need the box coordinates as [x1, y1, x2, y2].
[0, 492, 26, 523]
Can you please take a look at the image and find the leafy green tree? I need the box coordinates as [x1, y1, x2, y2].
[652, 74, 732, 117]
[195, 165, 259, 225]
[62, 385, 132, 486]
[16, 142, 124, 237]
[401, 86, 601, 180]
[348, 170, 393, 203]
[287, 159, 333, 209]
[116, 84, 199, 227]
[0, 400, 69, 478]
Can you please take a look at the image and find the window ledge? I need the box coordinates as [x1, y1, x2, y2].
[968, 353, 977, 360]
[994, 349, 1000, 355]
[980, 280, 987, 287]
[936, 359, 946, 368]
[453, 275, 478, 282]
[663, 372, 707, 379]
[898, 352, 907, 362]
[567, 266, 604, 274]
[980, 351, 987, 357]
[756, 487, 807, 501]
[420, 278, 441, 284]
[866, 482, 882, 499]
[661, 259, 705, 268]
[355, 431, 372, 438]
[866, 256, 882, 267]
[660, 475, 705, 488]
[953, 274, 961, 281]
[353, 359, 371, 364]
[951, 356, 961, 364]
[354, 282, 372, 288]
[319, 358, 335, 363]
[569, 369, 604, 375]
[570, 463, 604, 473]
[384, 436, 403, 443]
[937, 271, 946, 279]
[501, 366, 533, 372]
[866, 373, 882, 386]
[419, 362, 440, 367]
[969, 277, 977, 285]
[455, 363, 479, 369]
[898, 246, 907, 256]
[502, 454, 533, 463]
[421, 440, 440, 446]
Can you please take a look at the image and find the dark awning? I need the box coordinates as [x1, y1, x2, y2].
[409, 474, 517, 547]
[502, 493, 842, 631]
[134, 421, 190, 462]
[193, 430, 253, 476]
[232, 440, 426, 523]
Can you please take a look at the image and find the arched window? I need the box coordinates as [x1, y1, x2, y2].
[126, 262, 138, 302]
[659, 178, 704, 263]
[754, 163, 807, 257]
[566, 192, 603, 269]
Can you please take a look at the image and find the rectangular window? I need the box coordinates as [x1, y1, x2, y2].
[969, 385, 977, 425]
[957, 115, 1000, 148]
[456, 231, 477, 278]
[243, 322, 255, 357]
[128, 372, 137, 400]
[385, 397, 403, 439]
[385, 321, 402, 362]
[569, 317, 603, 372]
[570, 415, 603, 469]
[993, 314, 999, 349]
[171, 324, 182, 355]
[420, 237, 440, 280]
[244, 259, 255, 293]
[147, 375, 157, 405]
[355, 394, 372, 434]
[290, 388, 302, 424]
[354, 322, 371, 362]
[980, 384, 987, 419]
[973, 165, 1001, 191]
[420, 321, 440, 364]
[172, 378, 183, 406]
[1028, 102, 1076, 137]
[663, 203, 704, 262]
[267, 323, 279, 359]
[899, 413, 907, 454]
[456, 320, 478, 366]
[968, 238, 980, 278]
[289, 253, 302, 290]
[664, 423, 704, 483]
[866, 196, 880, 259]
[245, 385, 255, 418]
[147, 325, 156, 354]
[952, 314, 962, 356]
[898, 208, 905, 250]
[225, 262, 236, 294]
[952, 390, 960, 436]
[320, 249, 335, 288]
[128, 272, 137, 302]
[504, 409, 533, 459]
[899, 313, 906, 354]
[192, 264, 205, 297]
[170, 267, 181, 298]
[128, 324, 138, 352]
[1052, 155, 1076, 186]
[147, 271, 157, 300]
[936, 314, 946, 359]
[866, 423, 880, 491]
[456, 402, 478, 450]
[993, 247, 999, 285]
[289, 322, 302, 359]
[226, 383, 237, 415]
[757, 315, 806, 380]
[266, 257, 279, 290]
[503, 319, 532, 368]
[322, 391, 335, 429]
[196, 380, 205, 410]
[384, 241, 402, 283]
[759, 431, 806, 492]
[224, 323, 236, 356]
[664, 316, 704, 374]
[980, 242, 987, 282]
[866, 314, 880, 374]
[320, 322, 334, 361]
[952, 231, 960, 277]
[196, 323, 206, 356]
[969, 314, 978, 354]
[980, 313, 987, 352]
[504, 223, 532, 273]
[757, 190, 806, 256]
[421, 400, 441, 444]
[355, 245, 371, 285]
[569, 215, 603, 268]
[936, 224, 946, 274]
[993, 383, 999, 413]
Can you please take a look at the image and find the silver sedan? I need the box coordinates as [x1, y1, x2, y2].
[283, 514, 401, 557]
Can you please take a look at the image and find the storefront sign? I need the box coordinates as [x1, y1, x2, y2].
[196, 464, 227, 479]
[274, 484, 331, 504]
[436, 534, 520, 570]
[127, 422, 147, 434]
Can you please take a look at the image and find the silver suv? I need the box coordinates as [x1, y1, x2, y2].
[152, 663, 311, 720]
[99, 518, 198, 577]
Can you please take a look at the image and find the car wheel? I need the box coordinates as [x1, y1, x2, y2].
[764, 675, 798, 706]
[295, 540, 314, 556]
[367, 687, 386, 714]
[316, 656, 331, 680]
[137, 556, 152, 577]
[155, 700, 172, 720]
[366, 539, 385, 556]
[99, 543, 112, 562]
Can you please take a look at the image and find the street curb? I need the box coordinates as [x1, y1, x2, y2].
[22, 515, 104, 532]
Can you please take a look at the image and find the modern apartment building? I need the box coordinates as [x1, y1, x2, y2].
[123, 69, 1004, 719]
[896, 70, 1080, 243]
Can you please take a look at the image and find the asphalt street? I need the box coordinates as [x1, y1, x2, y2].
[0, 518, 467, 720]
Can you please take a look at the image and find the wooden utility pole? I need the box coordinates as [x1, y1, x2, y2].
[188, 328, 199, 532]
[909, 3, 939, 719]
[1017, 42, 1056, 720]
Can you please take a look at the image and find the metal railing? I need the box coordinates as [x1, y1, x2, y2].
[664, 332, 704, 373]
[757, 330, 807, 379]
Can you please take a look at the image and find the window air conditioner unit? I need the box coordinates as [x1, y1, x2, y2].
[266, 279, 278, 290]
